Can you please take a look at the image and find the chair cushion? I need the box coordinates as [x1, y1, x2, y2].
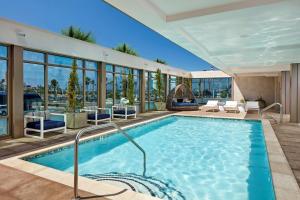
[88, 113, 110, 120]
[114, 109, 136, 115]
[27, 120, 65, 130]
[174, 102, 198, 107]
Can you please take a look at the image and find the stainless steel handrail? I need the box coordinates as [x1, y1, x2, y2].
[73, 123, 146, 200]
[260, 102, 283, 123]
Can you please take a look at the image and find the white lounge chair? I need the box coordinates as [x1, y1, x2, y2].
[223, 101, 239, 113]
[112, 104, 137, 120]
[24, 111, 67, 139]
[81, 107, 111, 125]
[203, 100, 219, 112]
[245, 101, 260, 113]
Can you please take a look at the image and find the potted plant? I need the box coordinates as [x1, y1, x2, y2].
[66, 61, 87, 129]
[127, 72, 135, 106]
[154, 68, 166, 111]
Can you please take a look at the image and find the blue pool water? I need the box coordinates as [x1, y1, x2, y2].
[26, 116, 275, 200]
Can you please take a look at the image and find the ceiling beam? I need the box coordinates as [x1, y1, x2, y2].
[166, 0, 284, 22]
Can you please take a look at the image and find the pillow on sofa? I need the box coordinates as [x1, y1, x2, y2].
[177, 99, 183, 103]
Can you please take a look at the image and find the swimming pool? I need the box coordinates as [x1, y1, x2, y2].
[25, 116, 275, 200]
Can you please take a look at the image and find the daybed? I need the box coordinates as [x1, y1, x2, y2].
[166, 84, 199, 111]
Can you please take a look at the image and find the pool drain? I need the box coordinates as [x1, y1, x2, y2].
[83, 172, 186, 200]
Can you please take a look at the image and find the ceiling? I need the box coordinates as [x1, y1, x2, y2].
[104, 0, 300, 75]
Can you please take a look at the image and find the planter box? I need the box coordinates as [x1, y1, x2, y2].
[155, 102, 166, 111]
[66, 112, 87, 129]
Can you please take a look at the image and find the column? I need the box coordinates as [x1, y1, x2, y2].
[280, 71, 290, 114]
[9, 45, 24, 138]
[165, 75, 169, 99]
[290, 64, 300, 123]
[140, 70, 146, 113]
[98, 62, 106, 108]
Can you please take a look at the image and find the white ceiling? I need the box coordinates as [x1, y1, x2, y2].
[105, 0, 300, 74]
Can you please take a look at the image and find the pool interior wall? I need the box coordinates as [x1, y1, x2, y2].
[24, 116, 275, 200]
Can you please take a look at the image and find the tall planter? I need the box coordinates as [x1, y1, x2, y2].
[66, 112, 87, 129]
[155, 68, 166, 111]
[66, 61, 85, 129]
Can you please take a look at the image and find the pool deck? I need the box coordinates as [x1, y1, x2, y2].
[0, 111, 174, 160]
[0, 110, 300, 200]
[0, 164, 100, 200]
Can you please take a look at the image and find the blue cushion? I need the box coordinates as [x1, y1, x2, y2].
[27, 120, 65, 130]
[87, 113, 110, 120]
[173, 102, 198, 107]
[114, 109, 136, 115]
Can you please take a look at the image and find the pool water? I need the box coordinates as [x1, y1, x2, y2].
[26, 116, 275, 200]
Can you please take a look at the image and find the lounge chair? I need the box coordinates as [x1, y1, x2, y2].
[245, 101, 260, 113]
[24, 111, 67, 139]
[223, 101, 239, 113]
[112, 104, 136, 120]
[203, 100, 219, 112]
[81, 107, 111, 125]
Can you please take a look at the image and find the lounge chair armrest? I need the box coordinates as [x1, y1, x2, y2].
[127, 105, 136, 111]
[24, 115, 43, 120]
[97, 108, 111, 115]
[49, 113, 67, 122]
[80, 109, 96, 112]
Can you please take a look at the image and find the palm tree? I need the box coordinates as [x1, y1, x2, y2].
[61, 26, 95, 43]
[50, 79, 59, 99]
[114, 43, 138, 56]
[155, 59, 167, 65]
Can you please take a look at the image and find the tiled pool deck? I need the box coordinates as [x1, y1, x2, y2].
[0, 110, 300, 200]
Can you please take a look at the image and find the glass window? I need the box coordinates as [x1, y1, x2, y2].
[106, 64, 113, 72]
[115, 66, 124, 74]
[48, 55, 82, 67]
[169, 76, 177, 92]
[85, 70, 98, 106]
[115, 73, 128, 104]
[23, 50, 45, 63]
[134, 73, 140, 103]
[48, 66, 83, 112]
[0, 59, 8, 136]
[0, 46, 7, 58]
[145, 72, 149, 112]
[149, 72, 156, 110]
[192, 77, 232, 104]
[23, 63, 45, 112]
[85, 61, 97, 70]
[106, 72, 114, 108]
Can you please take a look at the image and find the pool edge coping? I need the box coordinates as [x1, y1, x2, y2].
[261, 119, 300, 200]
[0, 114, 299, 200]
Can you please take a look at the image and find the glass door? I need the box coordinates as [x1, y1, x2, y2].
[0, 45, 9, 137]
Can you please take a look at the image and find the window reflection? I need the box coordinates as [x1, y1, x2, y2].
[192, 78, 232, 104]
[0, 46, 7, 58]
[85, 70, 97, 106]
[105, 64, 140, 109]
[169, 76, 177, 92]
[106, 72, 113, 108]
[23, 50, 44, 63]
[48, 66, 83, 112]
[0, 57, 8, 136]
[48, 55, 83, 67]
[23, 63, 45, 112]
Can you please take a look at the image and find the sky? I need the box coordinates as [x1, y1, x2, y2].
[0, 0, 214, 71]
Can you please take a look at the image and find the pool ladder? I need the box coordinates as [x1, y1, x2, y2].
[73, 122, 147, 200]
[260, 102, 283, 123]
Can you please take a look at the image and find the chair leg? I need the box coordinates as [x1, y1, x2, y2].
[64, 126, 67, 134]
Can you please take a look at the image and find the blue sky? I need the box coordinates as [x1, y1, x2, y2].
[0, 0, 214, 71]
